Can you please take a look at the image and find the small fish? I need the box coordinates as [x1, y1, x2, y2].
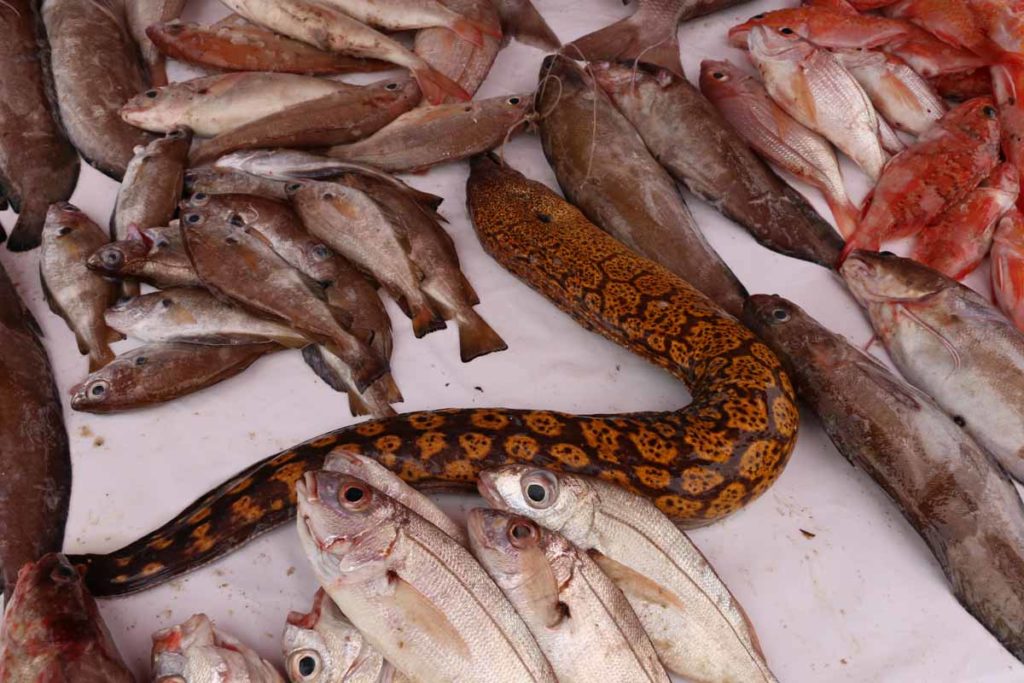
[842, 97, 1001, 258]
[748, 25, 889, 180]
[40, 203, 121, 371]
[885, 0, 1005, 61]
[126, 0, 186, 87]
[152, 613, 283, 682]
[316, 0, 500, 46]
[479, 466, 778, 683]
[883, 23, 988, 78]
[930, 68, 992, 101]
[993, 209, 1024, 332]
[414, 0, 502, 102]
[913, 162, 1019, 279]
[992, 62, 1024, 202]
[184, 167, 291, 201]
[468, 508, 671, 683]
[843, 250, 1024, 482]
[728, 6, 911, 48]
[491, 0, 559, 49]
[88, 225, 202, 290]
[0, 554, 134, 682]
[69, 342, 276, 413]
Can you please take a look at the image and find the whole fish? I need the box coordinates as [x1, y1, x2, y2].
[87, 225, 202, 290]
[913, 162, 1019, 279]
[491, 0, 560, 49]
[189, 77, 422, 166]
[219, 0, 469, 104]
[993, 209, 1024, 332]
[744, 293, 1024, 664]
[414, 0, 502, 101]
[296, 470, 557, 682]
[537, 55, 747, 318]
[185, 167, 291, 201]
[594, 61, 845, 266]
[40, 203, 121, 371]
[748, 25, 888, 180]
[0, 263, 69, 593]
[468, 508, 671, 683]
[69, 342, 276, 413]
[968, 0, 1024, 54]
[992, 62, 1024, 199]
[152, 613, 283, 682]
[122, 72, 359, 138]
[843, 250, 1024, 482]
[886, 0, 1005, 61]
[0, 554, 134, 682]
[126, 0, 186, 87]
[479, 466, 778, 683]
[315, 0, 500, 45]
[700, 59, 858, 239]
[42, 0, 153, 180]
[326, 92, 532, 172]
[0, 0, 80, 252]
[842, 98, 1001, 258]
[883, 23, 987, 79]
[728, 6, 912, 48]
[147, 20, 392, 75]
[930, 68, 992, 101]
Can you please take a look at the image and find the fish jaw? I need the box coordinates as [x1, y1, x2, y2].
[841, 250, 950, 307]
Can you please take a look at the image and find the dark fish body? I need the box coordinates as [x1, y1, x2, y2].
[127, 0, 186, 87]
[112, 129, 191, 243]
[414, 0, 501, 101]
[184, 167, 291, 201]
[537, 55, 747, 318]
[744, 294, 1024, 664]
[491, 0, 559, 49]
[87, 225, 201, 290]
[0, 0, 80, 252]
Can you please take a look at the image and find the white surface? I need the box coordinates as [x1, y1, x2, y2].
[2, 0, 1022, 680]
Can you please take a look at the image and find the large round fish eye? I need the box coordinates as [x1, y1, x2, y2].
[521, 469, 558, 509]
[102, 249, 124, 267]
[288, 650, 322, 680]
[89, 380, 110, 398]
[339, 482, 371, 510]
[770, 308, 791, 323]
[144, 89, 158, 99]
[508, 519, 538, 548]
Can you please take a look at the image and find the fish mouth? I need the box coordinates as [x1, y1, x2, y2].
[466, 508, 494, 549]
[476, 471, 504, 509]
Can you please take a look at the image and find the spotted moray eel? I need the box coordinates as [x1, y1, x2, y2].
[71, 155, 799, 596]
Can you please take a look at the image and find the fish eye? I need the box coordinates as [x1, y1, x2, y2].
[311, 244, 332, 260]
[184, 212, 203, 225]
[770, 307, 791, 323]
[508, 96, 521, 105]
[144, 89, 158, 99]
[155, 238, 170, 248]
[286, 182, 303, 193]
[56, 226, 73, 236]
[521, 470, 558, 509]
[385, 82, 399, 91]
[161, 298, 173, 309]
[224, 235, 239, 245]
[983, 105, 997, 118]
[713, 71, 726, 80]
[339, 483, 370, 509]
[229, 213, 245, 227]
[508, 520, 537, 547]
[288, 650, 322, 680]
[89, 380, 110, 398]
[102, 249, 124, 267]
[753, 12, 765, 19]
[780, 27, 795, 35]
[135, 355, 148, 366]
[323, 192, 335, 201]
[50, 561, 77, 583]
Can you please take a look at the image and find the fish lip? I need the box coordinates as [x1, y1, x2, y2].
[465, 508, 494, 549]
[476, 471, 504, 508]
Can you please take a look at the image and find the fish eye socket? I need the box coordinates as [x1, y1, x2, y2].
[340, 484, 369, 508]
[229, 213, 245, 227]
[771, 307, 790, 323]
[56, 226, 72, 236]
[713, 71, 725, 80]
[311, 244, 331, 260]
[161, 298, 173, 309]
[184, 213, 202, 225]
[286, 182, 303, 192]
[521, 470, 558, 509]
[102, 249, 124, 266]
[135, 355, 148, 366]
[385, 82, 399, 91]
[780, 27, 794, 35]
[508, 521, 536, 546]
[983, 105, 997, 118]
[508, 96, 521, 105]
[289, 650, 321, 679]
[89, 380, 109, 398]
[50, 561, 77, 583]
[144, 89, 158, 99]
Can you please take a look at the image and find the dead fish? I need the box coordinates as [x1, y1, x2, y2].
[302, 346, 399, 418]
[69, 342, 276, 413]
[40, 203, 121, 372]
[744, 293, 1024, 665]
[930, 67, 992, 102]
[316, 0, 501, 45]
[152, 613, 283, 682]
[184, 167, 291, 201]
[993, 210, 1024, 333]
[594, 61, 845, 267]
[87, 225, 202, 290]
[189, 77, 422, 166]
[0, 554, 134, 682]
[491, 0, 560, 49]
[0, 0, 80, 252]
[414, 0, 502, 102]
[126, 0, 186, 87]
[536, 55, 748, 318]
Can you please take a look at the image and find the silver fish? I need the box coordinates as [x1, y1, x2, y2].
[152, 613, 284, 682]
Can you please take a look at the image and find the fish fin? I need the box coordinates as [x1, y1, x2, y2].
[498, 0, 560, 50]
[411, 303, 446, 338]
[826, 196, 860, 239]
[876, 116, 904, 155]
[347, 389, 371, 416]
[88, 344, 115, 372]
[390, 571, 471, 659]
[106, 326, 125, 344]
[850, 354, 924, 411]
[456, 309, 507, 362]
[448, 17, 485, 47]
[331, 340, 387, 393]
[6, 206, 46, 252]
[301, 345, 345, 392]
[899, 302, 962, 372]
[412, 65, 471, 104]
[460, 272, 480, 306]
[565, 12, 683, 78]
[382, 372, 404, 404]
[120, 280, 140, 298]
[347, 383, 398, 418]
[589, 551, 688, 612]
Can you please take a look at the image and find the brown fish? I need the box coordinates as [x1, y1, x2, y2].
[536, 55, 747, 317]
[302, 346, 399, 418]
[491, 0, 560, 49]
[414, 0, 502, 101]
[87, 225, 201, 290]
[42, 0, 154, 180]
[184, 167, 291, 201]
[127, 0, 186, 87]
[0, 0, 80, 252]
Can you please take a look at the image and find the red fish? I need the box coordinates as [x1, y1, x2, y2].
[992, 209, 1024, 331]
[729, 7, 911, 48]
[967, 0, 1024, 54]
[848, 0, 900, 7]
[929, 68, 992, 101]
[883, 24, 988, 78]
[803, 0, 858, 13]
[992, 62, 1024, 206]
[886, 0, 1006, 61]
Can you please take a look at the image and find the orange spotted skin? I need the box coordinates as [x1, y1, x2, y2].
[70, 155, 798, 596]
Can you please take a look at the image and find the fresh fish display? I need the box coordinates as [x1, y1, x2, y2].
[414, 0, 502, 101]
[468, 508, 670, 683]
[0, 554, 134, 682]
[152, 613, 283, 682]
[40, 203, 121, 371]
[479, 466, 778, 683]
[993, 209, 1024, 332]
[491, 0, 560, 49]
[0, 0, 80, 252]
[316, 0, 501, 45]
[728, 5, 912, 48]
[744, 293, 1024, 664]
[930, 68, 992, 101]
[126, 0, 186, 87]
[87, 225, 202, 290]
[42, 0, 153, 180]
[843, 250, 1024, 482]
[886, 0, 1004, 61]
[537, 55, 748, 317]
[185, 167, 291, 201]
[296, 471, 557, 683]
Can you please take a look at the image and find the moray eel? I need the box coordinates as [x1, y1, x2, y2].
[71, 155, 798, 596]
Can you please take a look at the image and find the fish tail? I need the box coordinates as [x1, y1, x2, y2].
[326, 338, 387, 393]
[499, 0, 560, 50]
[5, 205, 47, 252]
[564, 10, 683, 78]
[826, 196, 860, 239]
[382, 371, 404, 404]
[347, 381, 398, 419]
[411, 301, 447, 338]
[88, 345, 116, 373]
[412, 63, 471, 104]
[456, 308, 507, 362]
[448, 16, 485, 47]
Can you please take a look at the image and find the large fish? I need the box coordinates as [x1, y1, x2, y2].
[126, 0, 186, 87]
[993, 209, 1024, 333]
[315, 0, 500, 45]
[992, 62, 1024, 202]
[414, 0, 502, 101]
[594, 61, 844, 266]
[728, 5, 912, 48]
[185, 167, 291, 201]
[744, 293, 1024, 664]
[152, 613, 283, 682]
[87, 225, 202, 290]
[537, 55, 747, 318]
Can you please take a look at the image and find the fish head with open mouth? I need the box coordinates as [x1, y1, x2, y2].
[477, 465, 596, 539]
[841, 250, 951, 307]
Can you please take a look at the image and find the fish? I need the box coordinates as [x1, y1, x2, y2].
[0, 554, 134, 682]
[748, 25, 889, 180]
[326, 92, 532, 172]
[303, 346, 399, 418]
[189, 77, 422, 166]
[842, 97, 1002, 258]
[842, 250, 1024, 483]
[491, 0, 560, 49]
[467, 508, 671, 683]
[152, 613, 283, 682]
[219, 0, 469, 104]
[42, 0, 153, 180]
[993, 209, 1024, 332]
[968, 0, 1024, 54]
[536, 55, 748, 318]
[848, 0, 900, 7]
[744, 293, 1024, 665]
[414, 0, 502, 102]
[69, 342, 277, 413]
[315, 0, 501, 46]
[296, 470, 557, 682]
[728, 6, 912, 48]
[594, 61, 845, 266]
[146, 20, 393, 75]
[126, 0, 186, 87]
[930, 68, 992, 101]
[479, 466, 778, 683]
[913, 162, 1019, 279]
[992, 62, 1024, 202]
[884, 23, 988, 78]
[40, 203, 121, 371]
[0, 263, 70, 593]
[0, 0, 80, 252]
[184, 167, 292, 201]
[885, 0, 1005, 61]
[87, 225, 202, 290]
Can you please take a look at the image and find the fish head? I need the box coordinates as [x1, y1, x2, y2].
[68, 350, 146, 412]
[743, 295, 848, 370]
[5, 554, 92, 624]
[698, 59, 752, 100]
[929, 96, 1000, 144]
[747, 24, 815, 63]
[477, 465, 595, 536]
[42, 202, 96, 251]
[283, 589, 353, 683]
[153, 614, 264, 683]
[995, 209, 1024, 251]
[537, 53, 592, 101]
[729, 9, 810, 47]
[120, 83, 195, 131]
[467, 508, 547, 584]
[87, 237, 148, 276]
[841, 250, 952, 306]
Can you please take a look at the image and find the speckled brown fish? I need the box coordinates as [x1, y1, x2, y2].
[184, 167, 291, 201]
[87, 225, 201, 290]
[414, 0, 501, 101]
[127, 0, 186, 87]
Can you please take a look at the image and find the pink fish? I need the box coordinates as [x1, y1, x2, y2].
[729, 6, 911, 48]
[992, 208, 1024, 331]
[886, 0, 1006, 61]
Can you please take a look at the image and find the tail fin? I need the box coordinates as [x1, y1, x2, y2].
[88, 345, 116, 373]
[381, 372, 404, 404]
[448, 17, 485, 47]
[498, 0, 560, 50]
[876, 116, 904, 155]
[346, 380, 398, 418]
[411, 302, 447, 338]
[456, 308, 507, 362]
[565, 11, 683, 77]
[826, 196, 860, 239]
[326, 337, 387, 392]
[413, 63, 471, 104]
[6, 206, 47, 252]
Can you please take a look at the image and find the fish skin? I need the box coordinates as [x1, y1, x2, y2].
[968, 0, 1024, 54]
[468, 508, 671, 683]
[296, 471, 557, 683]
[0, 554, 134, 682]
[490, 0, 560, 49]
[728, 6, 912, 49]
[992, 209, 1024, 332]
[744, 293, 1024, 665]
[87, 225, 202, 290]
[185, 167, 291, 201]
[885, 0, 1005, 61]
[152, 613, 283, 682]
[40, 203, 121, 372]
[414, 0, 502, 102]
[126, 0, 186, 87]
[315, 0, 501, 46]
[842, 250, 1024, 483]
[913, 162, 1019, 279]
[595, 62, 844, 266]
[929, 68, 992, 101]
[537, 55, 748, 318]
[69, 342, 276, 413]
[842, 98, 1002, 259]
[42, 0, 153, 181]
[992, 62, 1024, 205]
[478, 466, 778, 683]
[0, 263, 70, 593]
[882, 23, 988, 79]
[0, 0, 80, 252]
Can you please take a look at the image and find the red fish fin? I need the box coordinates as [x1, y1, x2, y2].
[456, 309, 507, 362]
[826, 197, 860, 239]
[411, 303, 446, 338]
[566, 13, 683, 78]
[460, 272, 480, 306]
[448, 17, 485, 47]
[6, 206, 47, 252]
[413, 65, 470, 104]
[498, 0, 560, 50]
